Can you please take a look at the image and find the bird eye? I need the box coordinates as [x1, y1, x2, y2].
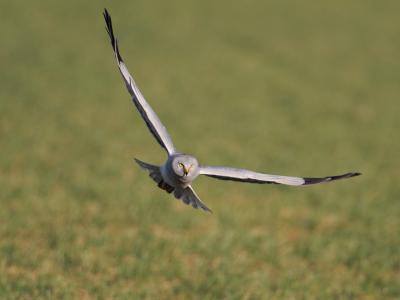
[178, 163, 183, 168]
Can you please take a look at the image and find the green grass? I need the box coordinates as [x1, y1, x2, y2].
[1, 0, 399, 299]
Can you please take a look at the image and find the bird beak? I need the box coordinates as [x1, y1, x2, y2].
[183, 165, 192, 176]
[183, 166, 189, 176]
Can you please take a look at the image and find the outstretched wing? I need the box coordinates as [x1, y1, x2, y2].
[103, 9, 176, 154]
[200, 166, 361, 186]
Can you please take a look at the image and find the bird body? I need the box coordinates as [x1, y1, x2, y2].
[103, 9, 361, 213]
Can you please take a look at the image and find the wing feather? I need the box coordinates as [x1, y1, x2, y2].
[103, 9, 176, 154]
[174, 186, 212, 213]
[200, 166, 360, 186]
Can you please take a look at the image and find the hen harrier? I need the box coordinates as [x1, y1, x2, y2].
[103, 9, 360, 212]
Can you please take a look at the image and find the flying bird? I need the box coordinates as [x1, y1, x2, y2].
[103, 9, 361, 213]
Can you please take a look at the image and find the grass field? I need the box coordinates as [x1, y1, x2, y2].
[1, 1, 399, 299]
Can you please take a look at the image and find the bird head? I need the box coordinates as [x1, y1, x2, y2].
[172, 155, 199, 179]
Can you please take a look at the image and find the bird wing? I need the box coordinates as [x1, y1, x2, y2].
[199, 166, 360, 186]
[174, 186, 212, 213]
[103, 9, 176, 155]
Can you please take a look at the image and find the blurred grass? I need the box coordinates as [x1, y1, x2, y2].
[1, 0, 399, 299]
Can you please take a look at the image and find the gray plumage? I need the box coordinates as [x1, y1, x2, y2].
[103, 9, 361, 213]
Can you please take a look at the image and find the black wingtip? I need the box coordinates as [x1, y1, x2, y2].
[303, 171, 361, 185]
[103, 8, 123, 63]
[342, 172, 362, 178]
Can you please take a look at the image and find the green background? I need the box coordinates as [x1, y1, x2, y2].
[1, 1, 399, 299]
